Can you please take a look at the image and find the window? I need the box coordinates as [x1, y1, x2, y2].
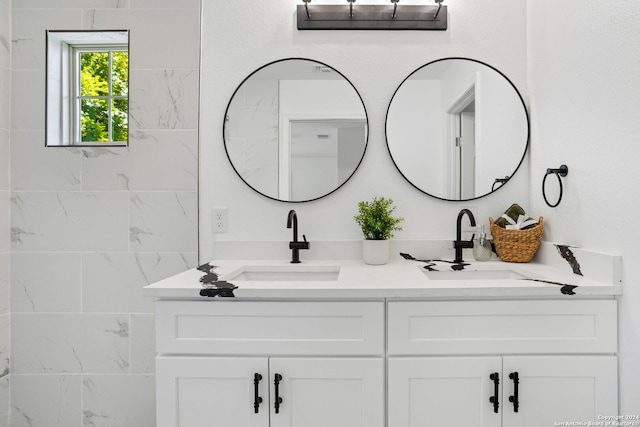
[46, 30, 129, 147]
[73, 46, 128, 144]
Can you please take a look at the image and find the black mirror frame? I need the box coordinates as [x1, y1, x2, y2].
[222, 57, 369, 203]
[384, 57, 530, 202]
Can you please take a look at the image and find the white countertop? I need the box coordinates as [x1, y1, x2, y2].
[143, 255, 622, 300]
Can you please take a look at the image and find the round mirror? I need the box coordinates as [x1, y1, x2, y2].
[386, 58, 529, 201]
[223, 58, 368, 202]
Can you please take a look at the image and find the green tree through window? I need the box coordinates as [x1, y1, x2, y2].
[77, 47, 128, 143]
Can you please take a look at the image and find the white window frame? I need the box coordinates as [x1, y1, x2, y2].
[46, 30, 129, 147]
[71, 44, 128, 145]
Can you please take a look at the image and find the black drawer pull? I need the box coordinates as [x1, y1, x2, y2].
[253, 373, 263, 413]
[509, 372, 520, 412]
[489, 372, 500, 413]
[274, 373, 283, 414]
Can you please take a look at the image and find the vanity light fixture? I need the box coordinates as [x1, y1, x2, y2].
[297, 0, 447, 31]
[391, 0, 399, 19]
[302, 0, 311, 19]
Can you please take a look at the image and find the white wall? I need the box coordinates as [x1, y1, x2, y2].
[200, 0, 530, 261]
[527, 0, 640, 412]
[8, 1, 201, 425]
[0, 0, 10, 421]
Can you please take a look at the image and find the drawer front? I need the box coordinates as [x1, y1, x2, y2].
[157, 300, 385, 356]
[388, 300, 617, 355]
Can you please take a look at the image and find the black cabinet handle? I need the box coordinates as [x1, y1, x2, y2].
[253, 373, 263, 413]
[489, 372, 500, 413]
[274, 373, 283, 414]
[509, 372, 520, 412]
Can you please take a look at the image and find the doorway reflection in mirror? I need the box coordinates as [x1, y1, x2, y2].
[224, 58, 368, 202]
[386, 58, 529, 201]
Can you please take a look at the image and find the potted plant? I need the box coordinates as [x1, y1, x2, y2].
[354, 197, 404, 265]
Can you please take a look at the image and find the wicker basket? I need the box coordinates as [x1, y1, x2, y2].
[489, 216, 544, 263]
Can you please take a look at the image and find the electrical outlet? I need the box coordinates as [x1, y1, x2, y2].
[211, 207, 228, 233]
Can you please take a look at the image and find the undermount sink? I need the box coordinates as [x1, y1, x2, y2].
[224, 265, 341, 282]
[421, 267, 532, 281]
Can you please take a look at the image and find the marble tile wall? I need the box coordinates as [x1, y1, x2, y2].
[8, 1, 200, 425]
[1, 0, 11, 423]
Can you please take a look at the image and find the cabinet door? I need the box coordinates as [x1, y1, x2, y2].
[501, 356, 618, 427]
[269, 357, 384, 427]
[388, 357, 503, 427]
[156, 357, 269, 427]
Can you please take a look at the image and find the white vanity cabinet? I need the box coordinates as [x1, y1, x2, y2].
[153, 298, 618, 427]
[154, 300, 385, 427]
[157, 356, 269, 427]
[387, 300, 618, 427]
[157, 356, 383, 427]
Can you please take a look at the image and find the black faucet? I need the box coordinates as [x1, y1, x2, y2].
[286, 210, 310, 263]
[453, 209, 476, 263]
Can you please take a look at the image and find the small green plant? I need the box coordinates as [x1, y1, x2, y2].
[355, 197, 404, 240]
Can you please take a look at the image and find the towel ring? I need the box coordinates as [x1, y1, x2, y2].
[542, 165, 568, 208]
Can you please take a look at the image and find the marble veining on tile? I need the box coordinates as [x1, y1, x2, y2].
[129, 69, 199, 130]
[85, 9, 97, 28]
[10, 227, 35, 245]
[0, 34, 8, 54]
[0, 315, 8, 377]
[83, 3, 132, 28]
[0, 254, 8, 314]
[11, 192, 129, 252]
[11, 252, 82, 313]
[105, 319, 129, 338]
[83, 409, 108, 427]
[10, 374, 82, 427]
[10, 405, 35, 427]
[129, 314, 155, 373]
[10, 130, 82, 190]
[19, 284, 35, 311]
[0, 131, 10, 190]
[10, 37, 33, 48]
[11, 70, 45, 130]
[82, 375, 155, 427]
[129, 226, 152, 245]
[116, 173, 130, 190]
[12, 314, 130, 374]
[0, 378, 8, 427]
[128, 192, 197, 252]
[162, 69, 186, 127]
[82, 252, 196, 313]
[82, 130, 197, 191]
[81, 147, 122, 159]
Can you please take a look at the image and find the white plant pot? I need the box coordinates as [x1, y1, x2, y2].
[362, 239, 390, 265]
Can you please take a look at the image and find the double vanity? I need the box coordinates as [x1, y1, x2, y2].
[144, 242, 621, 427]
